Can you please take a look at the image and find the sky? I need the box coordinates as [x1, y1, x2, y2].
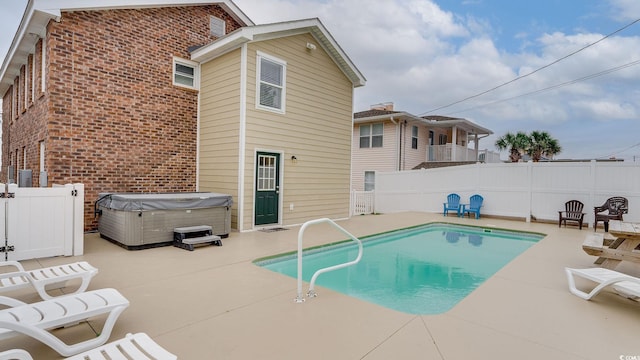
[1, 0, 640, 161]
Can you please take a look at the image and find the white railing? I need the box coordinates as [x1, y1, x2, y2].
[427, 144, 502, 163]
[295, 218, 363, 303]
[478, 149, 502, 163]
[351, 190, 374, 215]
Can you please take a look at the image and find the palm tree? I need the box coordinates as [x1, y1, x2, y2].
[526, 131, 562, 162]
[495, 131, 529, 162]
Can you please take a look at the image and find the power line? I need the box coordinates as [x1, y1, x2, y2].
[420, 17, 640, 116]
[596, 141, 640, 160]
[442, 58, 640, 115]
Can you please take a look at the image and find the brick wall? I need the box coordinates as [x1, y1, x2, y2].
[2, 5, 243, 230]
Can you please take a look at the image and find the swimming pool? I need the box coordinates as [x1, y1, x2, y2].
[256, 223, 544, 314]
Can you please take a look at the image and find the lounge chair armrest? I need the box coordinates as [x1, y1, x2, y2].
[594, 205, 607, 213]
[0, 261, 25, 272]
[0, 295, 27, 308]
[0, 349, 33, 360]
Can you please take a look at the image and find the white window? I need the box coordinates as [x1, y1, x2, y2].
[24, 65, 28, 109]
[359, 123, 383, 148]
[364, 171, 375, 191]
[41, 39, 46, 93]
[31, 53, 36, 102]
[173, 57, 199, 89]
[411, 126, 418, 149]
[210, 16, 225, 37]
[256, 52, 286, 113]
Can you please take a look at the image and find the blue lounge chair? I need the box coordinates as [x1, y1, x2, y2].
[462, 194, 484, 219]
[443, 193, 461, 217]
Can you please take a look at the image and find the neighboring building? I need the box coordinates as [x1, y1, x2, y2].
[0, 1, 365, 231]
[351, 103, 494, 191]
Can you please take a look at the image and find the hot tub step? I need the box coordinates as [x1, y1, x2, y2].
[173, 225, 222, 251]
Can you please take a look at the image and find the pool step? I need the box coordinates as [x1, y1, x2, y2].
[173, 225, 222, 251]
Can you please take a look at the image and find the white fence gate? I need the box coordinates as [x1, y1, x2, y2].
[351, 190, 375, 215]
[0, 183, 84, 261]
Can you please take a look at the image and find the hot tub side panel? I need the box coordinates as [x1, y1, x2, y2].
[98, 206, 231, 249]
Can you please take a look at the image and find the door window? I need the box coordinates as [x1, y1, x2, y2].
[258, 155, 277, 191]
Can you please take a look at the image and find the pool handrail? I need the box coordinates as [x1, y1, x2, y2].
[295, 218, 363, 303]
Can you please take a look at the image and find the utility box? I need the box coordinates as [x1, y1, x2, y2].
[95, 192, 232, 250]
[18, 169, 32, 187]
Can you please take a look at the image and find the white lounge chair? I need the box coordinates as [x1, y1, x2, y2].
[0, 332, 177, 360]
[0, 261, 98, 300]
[565, 267, 640, 301]
[0, 288, 129, 357]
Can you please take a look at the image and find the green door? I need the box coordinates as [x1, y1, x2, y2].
[255, 152, 280, 225]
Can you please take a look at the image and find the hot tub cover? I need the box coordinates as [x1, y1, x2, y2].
[96, 192, 233, 211]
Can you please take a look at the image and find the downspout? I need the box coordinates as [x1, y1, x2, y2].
[390, 116, 399, 171]
[238, 43, 247, 231]
[195, 69, 201, 191]
[402, 120, 407, 170]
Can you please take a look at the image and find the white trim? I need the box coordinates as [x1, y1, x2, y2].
[172, 56, 199, 90]
[39, 141, 45, 171]
[255, 51, 286, 114]
[237, 43, 247, 231]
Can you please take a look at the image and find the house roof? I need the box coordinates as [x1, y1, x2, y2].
[354, 109, 401, 118]
[191, 18, 366, 88]
[354, 110, 493, 136]
[0, 0, 254, 95]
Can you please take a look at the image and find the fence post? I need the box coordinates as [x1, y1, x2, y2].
[588, 160, 597, 228]
[73, 183, 85, 256]
[526, 161, 532, 222]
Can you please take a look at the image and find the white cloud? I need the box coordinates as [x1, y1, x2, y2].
[609, 0, 640, 21]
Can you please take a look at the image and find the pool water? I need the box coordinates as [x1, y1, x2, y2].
[257, 223, 543, 314]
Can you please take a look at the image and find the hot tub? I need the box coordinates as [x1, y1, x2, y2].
[96, 192, 232, 250]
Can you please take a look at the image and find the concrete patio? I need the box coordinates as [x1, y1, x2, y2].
[2, 212, 639, 359]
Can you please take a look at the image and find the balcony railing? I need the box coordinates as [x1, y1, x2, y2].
[427, 144, 501, 163]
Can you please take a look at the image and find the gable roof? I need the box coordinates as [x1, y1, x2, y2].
[0, 0, 254, 95]
[354, 109, 401, 119]
[191, 18, 366, 88]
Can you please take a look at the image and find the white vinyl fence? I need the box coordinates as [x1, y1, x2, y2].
[374, 161, 640, 227]
[0, 183, 84, 261]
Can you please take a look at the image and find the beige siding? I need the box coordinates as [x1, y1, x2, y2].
[198, 49, 242, 228]
[242, 34, 353, 229]
[351, 121, 398, 191]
